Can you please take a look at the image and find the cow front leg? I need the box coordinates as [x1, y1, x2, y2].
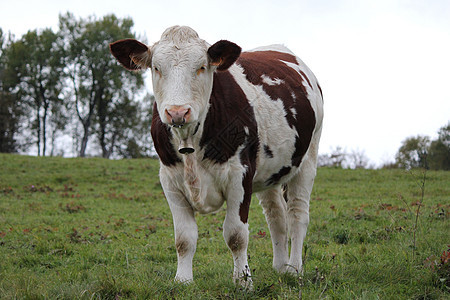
[161, 170, 198, 283]
[223, 180, 253, 288]
[170, 200, 198, 283]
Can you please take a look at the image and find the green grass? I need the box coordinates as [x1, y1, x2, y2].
[0, 153, 449, 299]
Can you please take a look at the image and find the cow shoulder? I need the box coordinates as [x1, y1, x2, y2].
[199, 71, 259, 164]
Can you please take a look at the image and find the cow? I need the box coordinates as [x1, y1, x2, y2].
[110, 25, 323, 287]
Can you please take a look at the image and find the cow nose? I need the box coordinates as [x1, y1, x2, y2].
[165, 105, 191, 126]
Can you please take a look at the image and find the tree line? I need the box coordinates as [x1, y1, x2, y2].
[393, 123, 449, 170]
[1, 13, 448, 168]
[0, 13, 153, 158]
[319, 122, 449, 170]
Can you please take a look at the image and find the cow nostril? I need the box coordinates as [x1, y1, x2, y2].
[165, 106, 191, 126]
[183, 108, 191, 122]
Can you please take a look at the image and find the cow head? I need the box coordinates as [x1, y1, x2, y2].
[110, 26, 241, 152]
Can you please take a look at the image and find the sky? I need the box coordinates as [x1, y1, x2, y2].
[1, 0, 449, 165]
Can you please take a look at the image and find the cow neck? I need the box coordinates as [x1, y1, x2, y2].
[171, 122, 206, 208]
[171, 121, 203, 155]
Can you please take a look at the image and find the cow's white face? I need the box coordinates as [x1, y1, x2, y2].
[150, 28, 213, 128]
[110, 26, 241, 134]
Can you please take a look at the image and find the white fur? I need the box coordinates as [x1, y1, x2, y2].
[261, 74, 285, 86]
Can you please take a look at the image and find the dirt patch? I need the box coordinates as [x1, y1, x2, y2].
[227, 232, 244, 252]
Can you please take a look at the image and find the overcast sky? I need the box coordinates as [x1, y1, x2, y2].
[1, 0, 449, 165]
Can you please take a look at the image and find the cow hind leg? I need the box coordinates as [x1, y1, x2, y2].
[286, 145, 319, 274]
[256, 188, 289, 272]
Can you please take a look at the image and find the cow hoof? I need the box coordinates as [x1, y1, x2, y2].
[237, 278, 253, 291]
[174, 276, 193, 284]
[284, 263, 302, 275]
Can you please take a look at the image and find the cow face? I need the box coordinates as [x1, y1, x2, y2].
[110, 26, 241, 132]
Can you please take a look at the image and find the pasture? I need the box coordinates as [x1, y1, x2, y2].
[0, 154, 448, 299]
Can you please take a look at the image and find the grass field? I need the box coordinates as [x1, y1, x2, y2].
[0, 153, 449, 299]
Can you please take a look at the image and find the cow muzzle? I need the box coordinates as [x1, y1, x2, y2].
[165, 105, 191, 128]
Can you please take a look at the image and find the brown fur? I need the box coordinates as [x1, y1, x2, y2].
[176, 239, 189, 257]
[109, 39, 149, 70]
[227, 232, 244, 252]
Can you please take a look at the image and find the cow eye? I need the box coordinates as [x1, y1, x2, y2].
[197, 66, 206, 75]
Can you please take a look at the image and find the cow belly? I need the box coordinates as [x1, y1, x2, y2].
[253, 161, 298, 193]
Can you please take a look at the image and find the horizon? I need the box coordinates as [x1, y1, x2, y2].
[1, 0, 449, 165]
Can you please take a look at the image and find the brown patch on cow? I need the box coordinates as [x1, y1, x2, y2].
[239, 156, 256, 224]
[227, 232, 244, 252]
[200, 71, 259, 164]
[151, 102, 182, 167]
[265, 166, 292, 186]
[239, 197, 251, 224]
[238, 50, 316, 167]
[176, 239, 189, 257]
[317, 83, 324, 100]
[263, 145, 274, 158]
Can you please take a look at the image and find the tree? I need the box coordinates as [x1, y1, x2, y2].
[428, 122, 450, 170]
[0, 29, 25, 153]
[59, 13, 145, 158]
[395, 135, 430, 169]
[318, 146, 347, 168]
[348, 148, 370, 169]
[117, 93, 155, 158]
[3, 29, 65, 156]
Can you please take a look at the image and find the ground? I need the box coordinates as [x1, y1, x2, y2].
[0, 154, 448, 299]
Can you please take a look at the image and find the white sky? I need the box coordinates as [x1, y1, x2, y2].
[1, 0, 449, 165]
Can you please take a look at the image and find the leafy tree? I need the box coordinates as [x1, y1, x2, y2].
[395, 135, 430, 169]
[394, 124, 450, 170]
[428, 122, 450, 170]
[0, 29, 24, 153]
[117, 93, 155, 158]
[59, 13, 145, 158]
[3, 29, 65, 156]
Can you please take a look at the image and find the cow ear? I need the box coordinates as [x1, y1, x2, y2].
[207, 40, 241, 71]
[110, 39, 151, 70]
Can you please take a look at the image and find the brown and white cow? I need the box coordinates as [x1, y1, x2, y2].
[110, 26, 323, 287]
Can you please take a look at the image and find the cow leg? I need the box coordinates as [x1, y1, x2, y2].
[286, 142, 319, 274]
[170, 199, 198, 282]
[223, 175, 253, 288]
[161, 170, 198, 283]
[256, 188, 289, 272]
